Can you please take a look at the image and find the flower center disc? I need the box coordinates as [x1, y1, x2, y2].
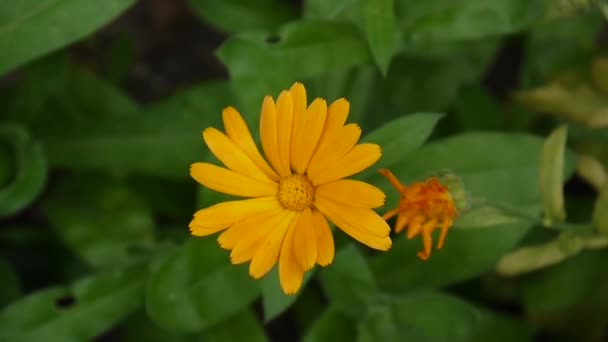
[278, 174, 315, 211]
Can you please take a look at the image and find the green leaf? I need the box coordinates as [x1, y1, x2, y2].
[146, 239, 260, 333]
[362, 0, 396, 74]
[372, 222, 531, 293]
[593, 182, 608, 235]
[357, 292, 482, 342]
[522, 250, 608, 315]
[369, 132, 554, 292]
[369, 40, 498, 127]
[376, 132, 562, 209]
[359, 113, 442, 180]
[522, 11, 603, 86]
[129, 176, 197, 221]
[0, 258, 21, 308]
[453, 86, 502, 132]
[0, 263, 146, 341]
[261, 268, 314, 322]
[302, 305, 356, 342]
[539, 125, 569, 224]
[468, 311, 532, 342]
[303, 0, 360, 20]
[188, 0, 296, 34]
[307, 66, 377, 125]
[320, 245, 376, 316]
[0, 0, 136, 75]
[203, 310, 268, 342]
[216, 20, 370, 116]
[5, 52, 70, 125]
[0, 124, 47, 217]
[42, 174, 155, 269]
[454, 205, 523, 229]
[396, 0, 546, 42]
[41, 81, 232, 179]
[121, 311, 192, 342]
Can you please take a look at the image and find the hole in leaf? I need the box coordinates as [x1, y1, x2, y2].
[55, 295, 76, 309]
[266, 35, 281, 44]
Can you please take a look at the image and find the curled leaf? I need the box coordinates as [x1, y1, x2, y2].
[577, 154, 606, 191]
[0, 124, 47, 217]
[514, 74, 608, 128]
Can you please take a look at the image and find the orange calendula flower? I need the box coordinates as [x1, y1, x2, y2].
[189, 82, 391, 294]
[379, 168, 458, 261]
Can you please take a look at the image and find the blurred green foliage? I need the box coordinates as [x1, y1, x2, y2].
[1, 0, 608, 341]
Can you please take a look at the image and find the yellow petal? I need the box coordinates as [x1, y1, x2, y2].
[311, 210, 334, 266]
[276, 91, 293, 176]
[193, 196, 280, 232]
[230, 209, 290, 264]
[307, 124, 361, 177]
[218, 204, 283, 250]
[292, 98, 327, 174]
[290, 82, 308, 170]
[325, 98, 350, 135]
[315, 196, 392, 251]
[223, 106, 279, 181]
[249, 211, 297, 279]
[190, 162, 278, 197]
[292, 208, 317, 271]
[279, 217, 305, 294]
[189, 218, 224, 237]
[316, 179, 385, 208]
[260, 96, 285, 177]
[203, 127, 271, 182]
[309, 143, 381, 186]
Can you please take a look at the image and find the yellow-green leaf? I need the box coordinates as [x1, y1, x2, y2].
[593, 182, 608, 235]
[539, 125, 568, 224]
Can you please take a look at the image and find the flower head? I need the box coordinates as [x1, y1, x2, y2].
[189, 82, 391, 294]
[379, 168, 458, 260]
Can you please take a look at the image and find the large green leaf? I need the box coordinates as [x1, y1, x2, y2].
[216, 20, 370, 117]
[522, 250, 608, 315]
[362, 0, 396, 74]
[369, 132, 551, 292]
[0, 263, 146, 341]
[371, 222, 531, 293]
[188, 0, 296, 34]
[306, 66, 377, 125]
[320, 245, 376, 317]
[359, 112, 442, 180]
[124, 309, 267, 342]
[41, 81, 232, 179]
[468, 311, 532, 342]
[302, 305, 357, 342]
[375, 132, 548, 210]
[395, 0, 545, 42]
[0, 0, 136, 75]
[0, 124, 47, 217]
[146, 239, 260, 333]
[42, 175, 155, 269]
[203, 310, 268, 342]
[305, 0, 544, 43]
[357, 292, 482, 342]
[260, 268, 314, 322]
[522, 11, 603, 86]
[453, 86, 502, 132]
[366, 39, 498, 129]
